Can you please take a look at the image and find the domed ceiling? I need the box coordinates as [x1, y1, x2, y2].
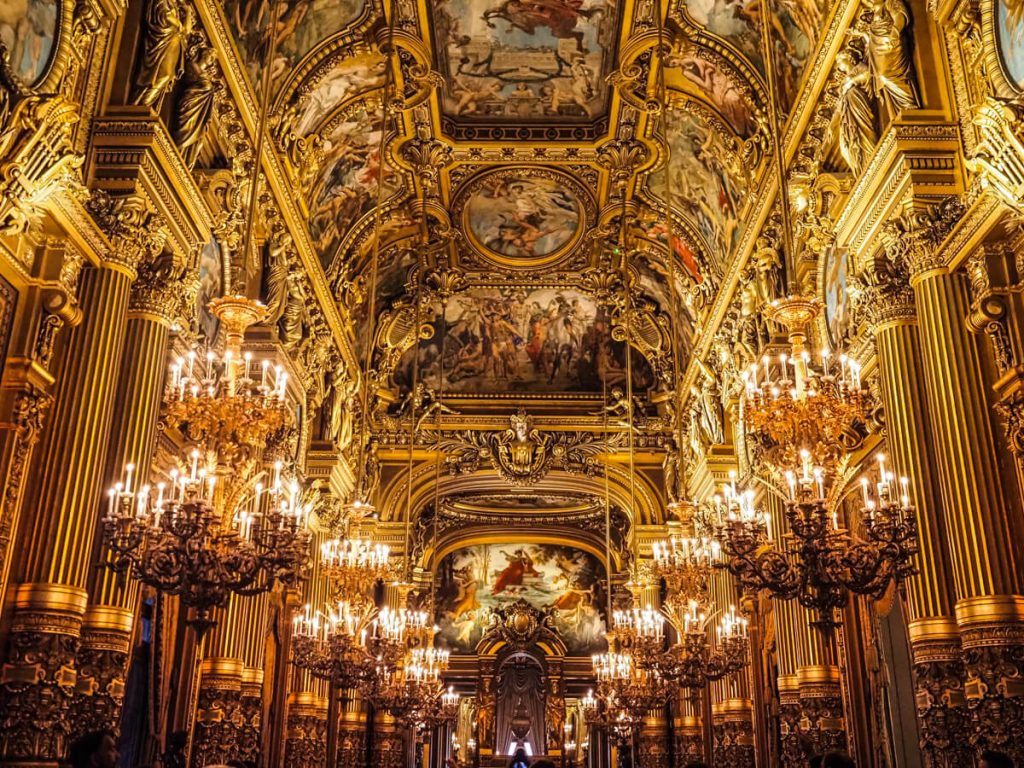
[209, 0, 821, 544]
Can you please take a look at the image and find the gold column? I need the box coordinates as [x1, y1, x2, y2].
[858, 252, 969, 767]
[912, 257, 1024, 760]
[709, 570, 754, 768]
[337, 687, 368, 768]
[190, 657, 244, 767]
[0, 255, 136, 765]
[75, 264, 186, 736]
[371, 710, 405, 768]
[673, 696, 702, 767]
[285, 691, 329, 768]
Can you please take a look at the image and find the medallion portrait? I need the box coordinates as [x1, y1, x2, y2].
[1, 0, 59, 86]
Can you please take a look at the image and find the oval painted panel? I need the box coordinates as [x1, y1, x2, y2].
[997, 0, 1024, 89]
[465, 175, 581, 261]
[2, 0, 60, 86]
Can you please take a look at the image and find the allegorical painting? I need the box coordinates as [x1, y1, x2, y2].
[672, 54, 757, 137]
[435, 543, 607, 655]
[655, 112, 748, 260]
[464, 175, 582, 261]
[196, 237, 223, 343]
[683, 0, 812, 106]
[430, 0, 620, 121]
[1, 0, 59, 85]
[223, 0, 366, 96]
[823, 245, 851, 347]
[998, 0, 1024, 88]
[305, 106, 396, 268]
[393, 287, 655, 394]
[290, 53, 386, 136]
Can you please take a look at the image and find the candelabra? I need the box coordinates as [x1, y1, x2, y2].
[709, 456, 918, 630]
[102, 297, 310, 632]
[372, 641, 452, 728]
[292, 600, 378, 688]
[652, 530, 720, 607]
[320, 536, 391, 603]
[657, 601, 748, 689]
[741, 337, 870, 473]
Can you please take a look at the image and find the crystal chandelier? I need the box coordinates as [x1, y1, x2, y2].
[291, 600, 378, 688]
[370, 628, 454, 729]
[656, 600, 748, 689]
[708, 457, 918, 630]
[103, 299, 310, 632]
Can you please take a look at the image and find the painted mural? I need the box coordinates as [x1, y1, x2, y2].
[223, 0, 365, 96]
[823, 245, 851, 347]
[430, 0, 620, 121]
[305, 107, 396, 267]
[654, 112, 748, 260]
[998, 0, 1024, 88]
[673, 54, 757, 137]
[1, 0, 58, 85]
[196, 237, 224, 343]
[682, 0, 813, 106]
[435, 543, 607, 654]
[291, 54, 386, 136]
[465, 175, 582, 260]
[394, 287, 655, 394]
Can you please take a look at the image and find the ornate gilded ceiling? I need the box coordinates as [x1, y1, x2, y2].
[204, 0, 826, 538]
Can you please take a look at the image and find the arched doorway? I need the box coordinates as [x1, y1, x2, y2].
[495, 651, 545, 757]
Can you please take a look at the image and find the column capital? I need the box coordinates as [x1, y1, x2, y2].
[881, 196, 967, 282]
[127, 249, 198, 324]
[86, 191, 169, 275]
[852, 250, 917, 332]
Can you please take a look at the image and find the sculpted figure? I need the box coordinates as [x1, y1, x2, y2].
[835, 48, 878, 174]
[174, 44, 219, 167]
[855, 0, 920, 113]
[132, 0, 194, 107]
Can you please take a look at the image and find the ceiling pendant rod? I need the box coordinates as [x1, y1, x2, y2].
[236, 0, 282, 297]
[603, 375, 613, 627]
[758, 0, 798, 294]
[401, 264, 425, 585]
[429, 264, 450, 617]
[654, 0, 688, 503]
[618, 192, 640, 581]
[353, 0, 400, 509]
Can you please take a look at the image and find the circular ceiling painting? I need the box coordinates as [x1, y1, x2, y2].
[457, 167, 590, 270]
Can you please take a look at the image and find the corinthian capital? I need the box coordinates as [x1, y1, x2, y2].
[850, 250, 916, 333]
[128, 249, 198, 324]
[86, 192, 169, 274]
[879, 196, 966, 279]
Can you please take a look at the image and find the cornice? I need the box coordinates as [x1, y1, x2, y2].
[833, 122, 964, 261]
[87, 111, 214, 261]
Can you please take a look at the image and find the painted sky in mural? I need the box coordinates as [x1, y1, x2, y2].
[465, 175, 582, 260]
[1, 0, 58, 85]
[431, 0, 620, 121]
[998, 0, 1024, 88]
[824, 245, 851, 347]
[435, 543, 607, 654]
[224, 0, 366, 95]
[292, 54, 386, 136]
[394, 287, 655, 394]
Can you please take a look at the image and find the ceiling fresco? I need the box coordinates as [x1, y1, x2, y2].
[429, 0, 622, 135]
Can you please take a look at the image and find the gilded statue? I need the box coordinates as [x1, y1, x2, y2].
[852, 0, 920, 113]
[261, 232, 291, 327]
[131, 0, 195, 107]
[752, 235, 784, 305]
[173, 43, 219, 167]
[835, 48, 878, 174]
[280, 272, 309, 348]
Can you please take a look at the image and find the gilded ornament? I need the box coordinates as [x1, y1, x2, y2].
[131, 0, 195, 108]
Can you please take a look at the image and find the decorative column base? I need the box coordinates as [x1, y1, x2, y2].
[284, 692, 327, 768]
[190, 658, 244, 768]
[238, 668, 263, 766]
[638, 712, 669, 768]
[0, 583, 87, 767]
[371, 711, 406, 768]
[958, 596, 1024, 763]
[909, 617, 973, 767]
[337, 690, 368, 768]
[777, 676, 805, 767]
[796, 666, 847, 757]
[673, 714, 702, 767]
[711, 699, 755, 768]
[71, 606, 134, 740]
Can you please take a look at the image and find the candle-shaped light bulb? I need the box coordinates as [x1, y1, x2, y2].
[124, 463, 135, 495]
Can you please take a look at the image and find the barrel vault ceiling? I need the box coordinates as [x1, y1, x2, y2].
[201, 0, 820, 547]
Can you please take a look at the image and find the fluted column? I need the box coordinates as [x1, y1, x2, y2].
[672, 697, 702, 767]
[859, 257, 969, 767]
[0, 260, 133, 766]
[709, 570, 754, 768]
[191, 657, 245, 767]
[912, 258, 1024, 760]
[74, 263, 186, 737]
